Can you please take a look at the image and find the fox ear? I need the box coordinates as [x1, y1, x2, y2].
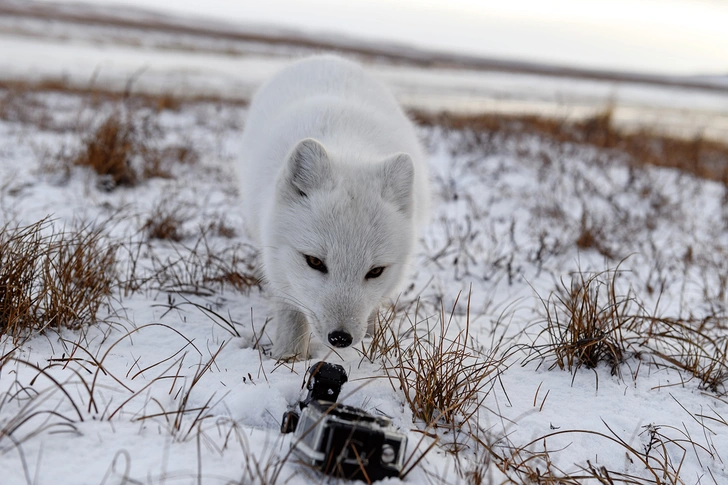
[380, 153, 414, 215]
[285, 138, 332, 197]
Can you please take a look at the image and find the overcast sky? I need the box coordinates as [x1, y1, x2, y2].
[46, 0, 728, 75]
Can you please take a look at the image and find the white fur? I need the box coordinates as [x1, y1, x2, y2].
[238, 55, 429, 360]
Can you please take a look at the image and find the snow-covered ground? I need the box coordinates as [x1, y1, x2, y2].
[1, 3, 728, 485]
[1, 84, 727, 485]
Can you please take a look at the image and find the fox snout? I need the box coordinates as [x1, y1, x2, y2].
[313, 290, 371, 350]
[327, 330, 353, 348]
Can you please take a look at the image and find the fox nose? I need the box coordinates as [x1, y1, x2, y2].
[328, 331, 353, 348]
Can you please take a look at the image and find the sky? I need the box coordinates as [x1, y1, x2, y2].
[44, 0, 728, 76]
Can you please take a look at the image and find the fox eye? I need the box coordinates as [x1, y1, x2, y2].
[304, 255, 328, 274]
[365, 266, 386, 279]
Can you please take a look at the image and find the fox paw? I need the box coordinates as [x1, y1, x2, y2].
[272, 344, 311, 362]
[274, 351, 310, 363]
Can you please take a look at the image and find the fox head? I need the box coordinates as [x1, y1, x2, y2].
[262, 138, 416, 350]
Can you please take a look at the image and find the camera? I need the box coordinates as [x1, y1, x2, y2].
[281, 362, 407, 481]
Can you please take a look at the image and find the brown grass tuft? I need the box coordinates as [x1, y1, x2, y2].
[524, 263, 728, 395]
[142, 198, 189, 242]
[525, 265, 639, 382]
[206, 217, 237, 239]
[143, 214, 185, 242]
[574, 213, 615, 260]
[382, 293, 503, 427]
[67, 109, 198, 190]
[0, 218, 117, 342]
[72, 111, 141, 188]
[142, 143, 199, 180]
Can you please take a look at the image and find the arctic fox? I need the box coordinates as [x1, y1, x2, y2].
[238, 55, 429, 360]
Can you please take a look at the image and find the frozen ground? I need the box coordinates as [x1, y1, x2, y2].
[0, 83, 727, 484]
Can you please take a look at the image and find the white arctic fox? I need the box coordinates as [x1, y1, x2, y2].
[238, 55, 429, 360]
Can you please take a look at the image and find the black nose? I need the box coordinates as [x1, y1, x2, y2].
[328, 331, 353, 348]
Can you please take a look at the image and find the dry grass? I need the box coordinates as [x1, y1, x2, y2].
[0, 84, 52, 128]
[142, 198, 190, 242]
[130, 338, 228, 441]
[575, 213, 615, 260]
[0, 218, 117, 342]
[225, 422, 291, 485]
[0, 322, 291, 484]
[142, 143, 200, 181]
[3, 83, 203, 189]
[498, 424, 694, 484]
[522, 263, 728, 397]
[359, 302, 409, 364]
[357, 295, 508, 482]
[121, 228, 260, 297]
[363, 268, 726, 482]
[71, 111, 141, 188]
[442, 398, 719, 485]
[0, 356, 86, 459]
[67, 109, 198, 190]
[205, 216, 238, 239]
[0, 79, 236, 113]
[527, 265, 638, 381]
[412, 109, 728, 184]
[141, 196, 229, 244]
[380, 293, 504, 428]
[143, 212, 186, 242]
[640, 317, 728, 396]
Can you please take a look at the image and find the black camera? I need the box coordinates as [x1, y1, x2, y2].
[281, 362, 407, 482]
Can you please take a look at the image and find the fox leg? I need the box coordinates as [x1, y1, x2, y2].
[272, 305, 311, 361]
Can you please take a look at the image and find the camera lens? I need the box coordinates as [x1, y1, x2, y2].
[381, 444, 396, 464]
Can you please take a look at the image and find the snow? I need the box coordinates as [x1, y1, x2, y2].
[1, 84, 727, 484]
[1, 5, 728, 485]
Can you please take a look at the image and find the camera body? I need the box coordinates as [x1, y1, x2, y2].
[281, 362, 407, 481]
